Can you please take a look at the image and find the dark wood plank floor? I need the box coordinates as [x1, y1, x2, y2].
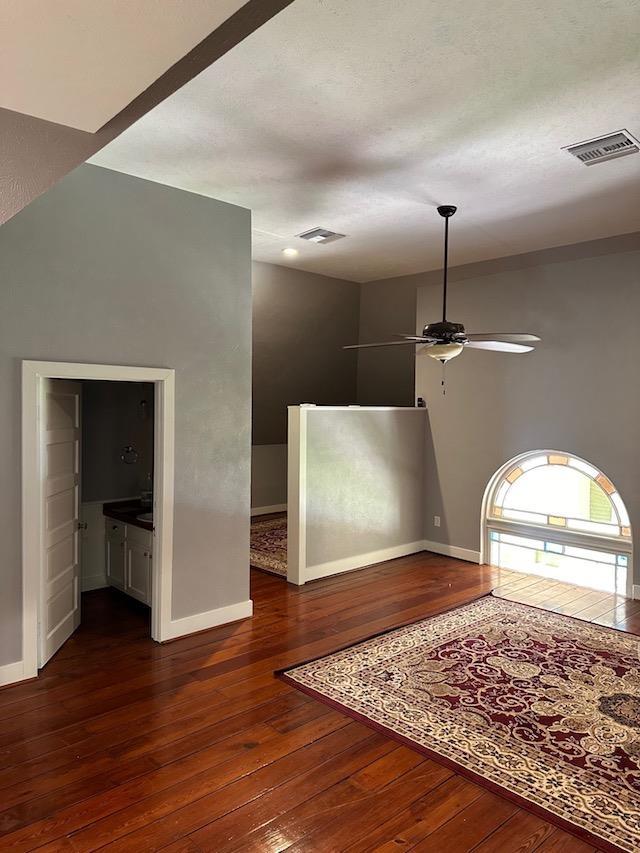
[1, 554, 638, 852]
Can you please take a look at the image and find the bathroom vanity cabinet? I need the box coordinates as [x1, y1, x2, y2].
[105, 517, 153, 605]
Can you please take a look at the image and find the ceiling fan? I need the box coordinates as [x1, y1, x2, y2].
[344, 205, 540, 364]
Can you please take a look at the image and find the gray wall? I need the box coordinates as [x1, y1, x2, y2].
[305, 409, 427, 566]
[0, 164, 251, 665]
[82, 380, 154, 502]
[252, 261, 360, 445]
[251, 261, 360, 509]
[251, 443, 287, 508]
[357, 277, 417, 406]
[414, 241, 640, 582]
[357, 232, 640, 408]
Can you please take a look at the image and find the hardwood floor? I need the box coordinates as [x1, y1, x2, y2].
[1, 555, 638, 852]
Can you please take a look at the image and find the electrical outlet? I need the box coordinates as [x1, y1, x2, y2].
[434, 515, 441, 528]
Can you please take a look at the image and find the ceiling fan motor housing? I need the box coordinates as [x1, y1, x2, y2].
[423, 320, 467, 342]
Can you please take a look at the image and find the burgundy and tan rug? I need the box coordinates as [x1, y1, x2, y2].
[278, 595, 640, 852]
[250, 517, 287, 578]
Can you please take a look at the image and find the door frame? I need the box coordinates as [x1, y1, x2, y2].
[22, 360, 175, 675]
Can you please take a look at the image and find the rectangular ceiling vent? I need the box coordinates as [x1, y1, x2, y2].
[297, 227, 346, 244]
[565, 130, 639, 166]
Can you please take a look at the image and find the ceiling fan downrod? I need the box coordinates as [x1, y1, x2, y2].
[437, 204, 457, 322]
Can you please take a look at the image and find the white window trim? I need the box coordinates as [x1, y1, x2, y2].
[486, 517, 632, 555]
[480, 450, 634, 599]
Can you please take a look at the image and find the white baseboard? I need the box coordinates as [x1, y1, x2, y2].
[0, 659, 31, 689]
[422, 540, 481, 564]
[632, 585, 640, 601]
[303, 541, 426, 583]
[161, 599, 254, 642]
[251, 503, 287, 516]
[81, 575, 108, 592]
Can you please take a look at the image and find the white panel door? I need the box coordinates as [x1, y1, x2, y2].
[40, 379, 82, 666]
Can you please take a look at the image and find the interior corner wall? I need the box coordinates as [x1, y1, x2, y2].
[251, 261, 360, 509]
[413, 236, 640, 583]
[0, 163, 252, 667]
[356, 277, 418, 406]
[0, 1, 293, 226]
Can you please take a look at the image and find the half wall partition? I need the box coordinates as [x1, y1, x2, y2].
[287, 405, 428, 585]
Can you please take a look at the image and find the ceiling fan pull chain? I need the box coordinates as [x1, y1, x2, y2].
[441, 360, 446, 395]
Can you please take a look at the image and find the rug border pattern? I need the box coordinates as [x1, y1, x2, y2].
[277, 593, 639, 853]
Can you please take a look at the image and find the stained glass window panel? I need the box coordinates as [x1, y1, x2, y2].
[501, 508, 548, 524]
[520, 455, 548, 471]
[569, 458, 600, 478]
[611, 493, 631, 527]
[566, 518, 620, 536]
[491, 460, 627, 533]
[502, 465, 613, 521]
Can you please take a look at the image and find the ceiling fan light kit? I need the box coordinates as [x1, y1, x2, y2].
[420, 341, 464, 362]
[343, 203, 541, 393]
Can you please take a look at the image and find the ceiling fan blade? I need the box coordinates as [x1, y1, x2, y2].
[466, 333, 541, 343]
[393, 334, 437, 342]
[465, 340, 534, 353]
[343, 340, 435, 350]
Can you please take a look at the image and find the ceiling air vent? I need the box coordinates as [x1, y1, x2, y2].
[564, 130, 639, 166]
[297, 227, 346, 244]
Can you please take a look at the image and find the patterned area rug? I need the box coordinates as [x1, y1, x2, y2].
[278, 595, 640, 852]
[250, 517, 287, 578]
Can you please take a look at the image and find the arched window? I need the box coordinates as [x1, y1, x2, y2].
[483, 452, 632, 596]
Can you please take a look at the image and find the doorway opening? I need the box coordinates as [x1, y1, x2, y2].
[482, 450, 633, 597]
[22, 361, 175, 676]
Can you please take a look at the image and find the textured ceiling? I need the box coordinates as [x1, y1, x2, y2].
[91, 0, 640, 282]
[0, 0, 247, 132]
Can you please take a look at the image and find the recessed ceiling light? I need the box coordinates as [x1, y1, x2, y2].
[282, 247, 299, 257]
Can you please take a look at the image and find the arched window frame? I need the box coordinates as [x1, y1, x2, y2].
[481, 450, 633, 597]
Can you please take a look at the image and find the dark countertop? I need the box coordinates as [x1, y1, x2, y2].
[103, 499, 153, 532]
